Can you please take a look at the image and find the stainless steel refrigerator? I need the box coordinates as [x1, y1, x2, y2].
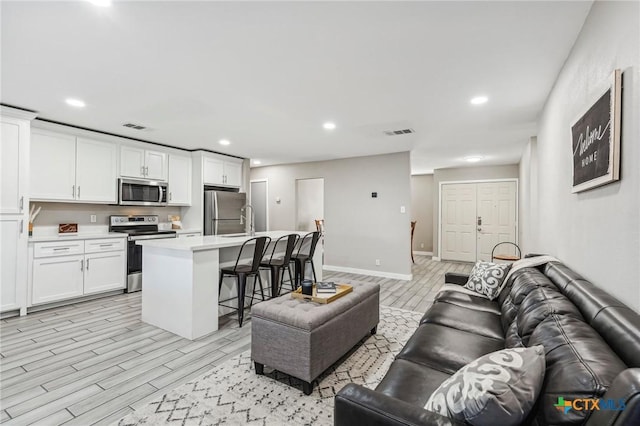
[204, 191, 247, 235]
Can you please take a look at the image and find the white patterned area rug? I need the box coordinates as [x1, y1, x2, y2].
[114, 305, 424, 426]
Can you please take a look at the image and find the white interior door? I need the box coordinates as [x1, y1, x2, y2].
[441, 184, 477, 262]
[250, 180, 268, 232]
[295, 178, 324, 232]
[441, 181, 517, 263]
[476, 182, 517, 261]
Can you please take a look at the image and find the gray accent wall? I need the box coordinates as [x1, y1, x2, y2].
[521, 1, 640, 311]
[410, 174, 434, 253]
[432, 164, 520, 258]
[250, 152, 412, 278]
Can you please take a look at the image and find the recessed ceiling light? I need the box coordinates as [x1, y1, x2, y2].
[86, 0, 112, 7]
[218, 139, 231, 146]
[323, 122, 336, 130]
[470, 96, 489, 105]
[465, 156, 484, 163]
[65, 98, 86, 108]
[252, 160, 262, 165]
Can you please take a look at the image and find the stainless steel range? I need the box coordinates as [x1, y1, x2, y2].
[109, 215, 177, 292]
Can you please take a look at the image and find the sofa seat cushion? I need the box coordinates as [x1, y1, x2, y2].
[434, 287, 501, 315]
[420, 302, 504, 340]
[528, 314, 627, 425]
[375, 359, 451, 406]
[396, 323, 504, 375]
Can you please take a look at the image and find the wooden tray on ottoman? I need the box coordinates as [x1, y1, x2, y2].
[291, 284, 353, 304]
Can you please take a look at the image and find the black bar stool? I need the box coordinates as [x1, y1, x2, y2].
[218, 236, 270, 327]
[290, 231, 320, 288]
[259, 233, 299, 298]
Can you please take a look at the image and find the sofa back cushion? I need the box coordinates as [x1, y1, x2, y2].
[528, 314, 627, 425]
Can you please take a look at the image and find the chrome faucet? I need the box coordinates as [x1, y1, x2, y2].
[241, 204, 256, 236]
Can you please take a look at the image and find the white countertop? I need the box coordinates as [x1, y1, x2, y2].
[136, 231, 307, 252]
[175, 228, 202, 234]
[29, 232, 128, 243]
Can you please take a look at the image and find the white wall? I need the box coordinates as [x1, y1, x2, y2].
[523, 1, 640, 311]
[519, 137, 538, 251]
[411, 174, 434, 253]
[432, 164, 520, 258]
[250, 152, 412, 278]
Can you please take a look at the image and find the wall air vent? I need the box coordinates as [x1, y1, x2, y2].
[122, 123, 148, 131]
[383, 128, 415, 136]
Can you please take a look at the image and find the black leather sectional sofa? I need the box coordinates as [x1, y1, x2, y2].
[335, 261, 640, 425]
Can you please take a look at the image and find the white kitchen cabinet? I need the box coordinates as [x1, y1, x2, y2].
[84, 251, 126, 295]
[203, 157, 224, 185]
[1, 117, 29, 215]
[224, 161, 242, 187]
[120, 145, 167, 181]
[30, 236, 126, 306]
[32, 254, 84, 305]
[168, 154, 192, 205]
[30, 129, 77, 201]
[178, 232, 201, 238]
[0, 219, 27, 312]
[203, 156, 242, 187]
[76, 137, 117, 203]
[120, 146, 146, 179]
[31, 130, 118, 203]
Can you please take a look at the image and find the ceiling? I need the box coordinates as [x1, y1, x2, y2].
[1, 1, 592, 173]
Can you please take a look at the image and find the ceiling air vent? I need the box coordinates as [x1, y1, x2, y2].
[122, 122, 148, 131]
[383, 128, 415, 136]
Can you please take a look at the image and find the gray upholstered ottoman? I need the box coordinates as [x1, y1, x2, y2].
[251, 281, 380, 394]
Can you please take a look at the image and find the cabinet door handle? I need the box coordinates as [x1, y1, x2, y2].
[145, 166, 149, 176]
[86, 259, 90, 270]
[169, 192, 172, 201]
[99, 244, 113, 247]
[141, 166, 145, 176]
[80, 259, 84, 271]
[53, 247, 70, 251]
[77, 186, 81, 198]
[19, 220, 24, 234]
[72, 185, 75, 197]
[19, 196, 24, 212]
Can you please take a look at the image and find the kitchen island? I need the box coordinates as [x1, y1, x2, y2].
[136, 231, 322, 340]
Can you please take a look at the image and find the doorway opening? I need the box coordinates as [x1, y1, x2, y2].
[295, 178, 324, 232]
[439, 180, 518, 262]
[250, 180, 268, 232]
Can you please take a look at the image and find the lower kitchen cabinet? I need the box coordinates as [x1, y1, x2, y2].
[32, 255, 84, 305]
[1, 218, 27, 313]
[30, 237, 126, 306]
[84, 251, 126, 295]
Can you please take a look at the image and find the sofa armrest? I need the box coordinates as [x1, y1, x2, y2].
[335, 383, 462, 426]
[586, 368, 640, 426]
[444, 272, 469, 286]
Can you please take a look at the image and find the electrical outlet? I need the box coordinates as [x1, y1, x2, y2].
[420, 243, 424, 248]
[400, 205, 406, 213]
[90, 215, 97, 223]
[375, 259, 381, 266]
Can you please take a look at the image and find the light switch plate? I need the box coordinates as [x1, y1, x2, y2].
[90, 215, 97, 223]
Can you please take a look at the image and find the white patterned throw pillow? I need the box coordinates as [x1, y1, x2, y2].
[464, 261, 511, 300]
[424, 346, 546, 426]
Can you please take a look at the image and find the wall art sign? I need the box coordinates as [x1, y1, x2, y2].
[571, 69, 621, 193]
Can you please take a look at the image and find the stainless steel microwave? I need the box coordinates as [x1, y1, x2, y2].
[118, 178, 168, 206]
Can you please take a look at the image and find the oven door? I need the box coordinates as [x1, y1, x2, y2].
[119, 178, 168, 206]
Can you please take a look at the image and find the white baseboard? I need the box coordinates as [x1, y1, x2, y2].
[432, 256, 441, 262]
[414, 251, 433, 256]
[323, 265, 412, 281]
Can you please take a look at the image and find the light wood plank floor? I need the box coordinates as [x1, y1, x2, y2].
[0, 256, 471, 425]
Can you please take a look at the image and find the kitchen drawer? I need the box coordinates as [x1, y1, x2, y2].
[84, 238, 125, 253]
[178, 232, 201, 239]
[34, 241, 84, 258]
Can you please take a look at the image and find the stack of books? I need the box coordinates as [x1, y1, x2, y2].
[316, 281, 337, 294]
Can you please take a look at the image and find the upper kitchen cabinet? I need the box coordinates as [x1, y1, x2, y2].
[31, 130, 117, 203]
[203, 155, 242, 187]
[30, 129, 77, 201]
[120, 145, 167, 181]
[1, 113, 33, 215]
[76, 138, 117, 202]
[168, 154, 192, 205]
